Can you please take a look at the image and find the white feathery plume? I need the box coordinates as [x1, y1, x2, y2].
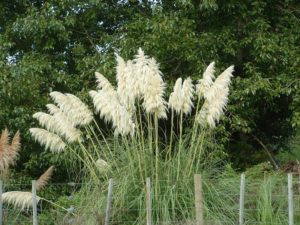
[181, 77, 194, 115]
[196, 101, 210, 126]
[46, 104, 61, 115]
[89, 90, 115, 124]
[168, 78, 183, 114]
[2, 191, 41, 210]
[133, 48, 150, 89]
[49, 92, 93, 126]
[32, 112, 81, 143]
[204, 65, 234, 102]
[30, 128, 66, 152]
[168, 77, 194, 115]
[95, 72, 115, 92]
[196, 62, 215, 98]
[197, 65, 234, 128]
[125, 60, 142, 102]
[89, 90, 135, 136]
[64, 94, 93, 125]
[206, 89, 230, 127]
[115, 53, 127, 97]
[46, 104, 76, 127]
[115, 55, 137, 111]
[136, 55, 167, 118]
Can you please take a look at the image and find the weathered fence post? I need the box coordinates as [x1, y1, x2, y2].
[239, 173, 245, 225]
[288, 173, 294, 225]
[105, 178, 113, 225]
[0, 180, 3, 225]
[32, 180, 38, 225]
[194, 174, 204, 225]
[146, 177, 152, 225]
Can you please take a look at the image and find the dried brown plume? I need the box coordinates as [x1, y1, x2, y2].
[8, 131, 21, 165]
[0, 129, 21, 171]
[36, 165, 54, 191]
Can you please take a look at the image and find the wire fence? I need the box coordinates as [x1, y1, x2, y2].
[1, 173, 300, 225]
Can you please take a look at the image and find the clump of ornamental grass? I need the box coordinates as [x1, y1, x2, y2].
[30, 48, 234, 224]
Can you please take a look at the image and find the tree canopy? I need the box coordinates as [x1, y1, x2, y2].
[0, 0, 299, 174]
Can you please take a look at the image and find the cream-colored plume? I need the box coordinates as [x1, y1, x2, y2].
[46, 104, 76, 127]
[204, 65, 234, 102]
[197, 65, 234, 128]
[36, 165, 54, 191]
[89, 90, 135, 136]
[196, 62, 215, 98]
[2, 191, 41, 210]
[30, 128, 66, 152]
[134, 50, 167, 118]
[95, 72, 115, 92]
[49, 92, 93, 126]
[115, 55, 137, 111]
[46, 104, 61, 115]
[33, 112, 81, 143]
[168, 77, 194, 115]
[181, 77, 194, 115]
[168, 78, 183, 114]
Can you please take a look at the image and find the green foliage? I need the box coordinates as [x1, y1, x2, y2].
[0, 0, 300, 176]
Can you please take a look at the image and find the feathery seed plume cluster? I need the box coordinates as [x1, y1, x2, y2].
[197, 64, 234, 127]
[115, 55, 137, 111]
[196, 62, 215, 98]
[90, 49, 169, 136]
[168, 77, 194, 115]
[33, 112, 81, 142]
[133, 49, 167, 118]
[168, 78, 183, 114]
[31, 91, 94, 152]
[30, 128, 66, 152]
[89, 73, 135, 136]
[2, 191, 41, 210]
[50, 92, 93, 126]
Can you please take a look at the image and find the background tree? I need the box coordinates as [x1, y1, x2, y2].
[0, 0, 299, 177]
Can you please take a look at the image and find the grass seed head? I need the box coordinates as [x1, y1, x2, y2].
[196, 61, 215, 98]
[2, 191, 41, 210]
[36, 165, 54, 191]
[30, 128, 66, 152]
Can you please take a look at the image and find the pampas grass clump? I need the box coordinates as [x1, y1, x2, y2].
[29, 48, 234, 224]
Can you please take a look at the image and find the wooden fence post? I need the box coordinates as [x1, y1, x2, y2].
[0, 180, 3, 225]
[194, 174, 204, 225]
[146, 177, 152, 225]
[105, 178, 113, 225]
[32, 180, 38, 225]
[239, 173, 245, 225]
[288, 173, 294, 225]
